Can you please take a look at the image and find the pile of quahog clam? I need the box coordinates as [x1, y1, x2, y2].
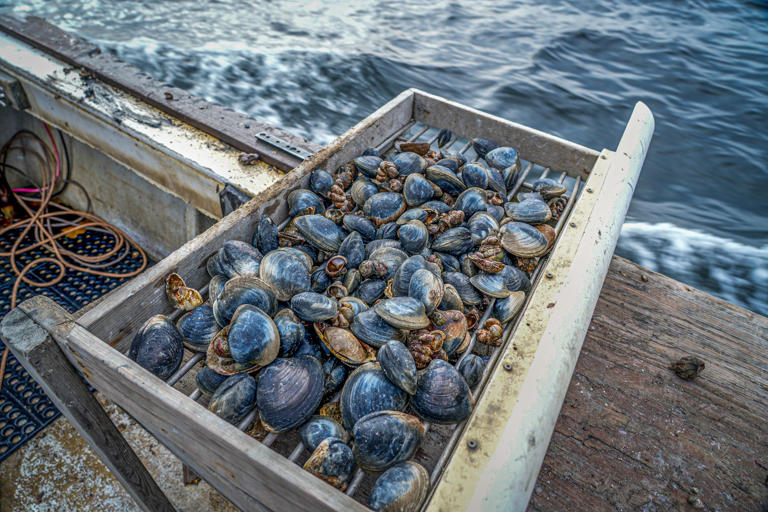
[128, 131, 565, 511]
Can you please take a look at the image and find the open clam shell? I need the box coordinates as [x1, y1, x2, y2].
[165, 273, 203, 311]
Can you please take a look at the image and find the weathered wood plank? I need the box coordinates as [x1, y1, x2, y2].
[0, 306, 176, 512]
[17, 295, 368, 512]
[412, 90, 600, 179]
[529, 256, 768, 512]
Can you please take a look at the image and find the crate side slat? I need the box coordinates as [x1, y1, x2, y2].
[78, 89, 415, 351]
[411, 89, 600, 180]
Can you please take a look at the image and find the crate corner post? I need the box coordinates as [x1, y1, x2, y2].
[0, 296, 176, 512]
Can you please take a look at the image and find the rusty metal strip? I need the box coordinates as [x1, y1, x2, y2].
[0, 14, 321, 171]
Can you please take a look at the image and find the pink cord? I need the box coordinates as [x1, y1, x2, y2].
[12, 122, 61, 194]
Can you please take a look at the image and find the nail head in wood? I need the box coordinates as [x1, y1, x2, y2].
[467, 439, 478, 450]
[503, 362, 513, 372]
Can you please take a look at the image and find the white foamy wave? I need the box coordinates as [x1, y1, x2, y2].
[617, 222, 768, 315]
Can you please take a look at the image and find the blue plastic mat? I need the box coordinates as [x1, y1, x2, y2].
[0, 227, 149, 460]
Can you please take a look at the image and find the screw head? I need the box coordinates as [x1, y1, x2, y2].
[569, 222, 576, 228]
[503, 362, 513, 371]
[586, 188, 594, 193]
[601, 154, 607, 160]
[545, 272, 554, 279]
[467, 439, 478, 450]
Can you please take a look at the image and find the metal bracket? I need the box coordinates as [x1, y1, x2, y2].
[256, 132, 314, 161]
[0, 70, 29, 110]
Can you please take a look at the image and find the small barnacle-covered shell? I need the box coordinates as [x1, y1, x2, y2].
[452, 188, 488, 222]
[257, 356, 325, 433]
[484, 146, 520, 171]
[378, 340, 418, 395]
[369, 461, 429, 512]
[499, 221, 551, 258]
[315, 324, 375, 367]
[290, 292, 339, 322]
[429, 309, 468, 357]
[470, 272, 512, 298]
[259, 249, 311, 302]
[273, 308, 305, 357]
[476, 318, 504, 346]
[212, 276, 277, 327]
[176, 304, 219, 352]
[352, 410, 424, 472]
[303, 437, 356, 491]
[442, 272, 483, 306]
[411, 359, 473, 424]
[207, 373, 256, 425]
[217, 240, 263, 279]
[300, 416, 348, 452]
[492, 291, 526, 324]
[350, 308, 404, 348]
[288, 188, 325, 217]
[340, 362, 408, 429]
[165, 273, 203, 311]
[504, 198, 552, 225]
[128, 315, 183, 381]
[363, 192, 407, 227]
[294, 214, 344, 252]
[431, 227, 474, 256]
[227, 304, 280, 367]
[195, 366, 228, 398]
[458, 354, 486, 388]
[408, 268, 444, 315]
[374, 297, 430, 330]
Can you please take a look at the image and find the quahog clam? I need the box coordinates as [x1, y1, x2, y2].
[411, 359, 472, 424]
[369, 461, 429, 512]
[128, 315, 183, 381]
[352, 410, 424, 472]
[257, 356, 324, 432]
[340, 362, 408, 429]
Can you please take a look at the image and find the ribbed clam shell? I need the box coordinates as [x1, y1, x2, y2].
[273, 308, 305, 357]
[374, 297, 430, 330]
[369, 461, 429, 512]
[470, 273, 512, 298]
[310, 168, 334, 198]
[403, 173, 434, 207]
[431, 227, 474, 256]
[354, 155, 383, 178]
[340, 362, 408, 429]
[485, 146, 519, 171]
[343, 214, 377, 242]
[408, 268, 444, 315]
[411, 359, 472, 424]
[350, 308, 403, 348]
[207, 373, 256, 424]
[378, 340, 418, 395]
[294, 214, 344, 252]
[212, 276, 277, 327]
[227, 304, 280, 367]
[391, 152, 426, 176]
[316, 326, 375, 367]
[498, 265, 531, 292]
[460, 163, 488, 190]
[217, 240, 262, 279]
[303, 437, 356, 490]
[257, 356, 324, 433]
[452, 188, 488, 220]
[499, 221, 550, 258]
[290, 292, 339, 322]
[363, 192, 407, 226]
[472, 137, 498, 159]
[468, 212, 499, 245]
[176, 304, 219, 352]
[259, 249, 311, 301]
[458, 354, 486, 388]
[300, 416, 348, 452]
[442, 272, 483, 306]
[425, 165, 465, 195]
[253, 215, 279, 254]
[194, 367, 228, 397]
[350, 179, 380, 207]
[128, 315, 183, 381]
[398, 220, 429, 255]
[504, 198, 552, 224]
[492, 290, 526, 324]
[288, 188, 325, 217]
[352, 410, 424, 472]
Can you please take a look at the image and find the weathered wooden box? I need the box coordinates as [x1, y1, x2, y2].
[2, 89, 653, 511]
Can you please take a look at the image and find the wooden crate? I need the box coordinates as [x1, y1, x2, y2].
[0, 89, 653, 511]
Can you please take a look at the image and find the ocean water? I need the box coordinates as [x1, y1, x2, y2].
[2, 0, 767, 314]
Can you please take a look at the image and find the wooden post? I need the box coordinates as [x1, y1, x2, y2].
[0, 304, 176, 512]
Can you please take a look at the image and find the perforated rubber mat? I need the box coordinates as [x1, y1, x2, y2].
[0, 227, 150, 461]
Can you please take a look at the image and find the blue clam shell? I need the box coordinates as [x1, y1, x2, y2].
[343, 214, 377, 242]
[340, 362, 408, 429]
[532, 177, 567, 199]
[398, 221, 429, 255]
[303, 437, 356, 490]
[227, 304, 280, 366]
[300, 416, 348, 452]
[468, 212, 499, 245]
[207, 373, 257, 424]
[374, 297, 430, 330]
[391, 152, 426, 176]
[352, 410, 424, 472]
[486, 204, 505, 222]
[485, 146, 519, 171]
[499, 221, 550, 258]
[294, 214, 344, 253]
[458, 354, 486, 388]
[176, 304, 219, 352]
[453, 188, 488, 220]
[310, 267, 332, 293]
[504, 198, 552, 224]
[322, 357, 348, 397]
[470, 272, 512, 298]
[354, 155, 383, 178]
[411, 359, 472, 424]
[259, 249, 311, 302]
[290, 292, 339, 322]
[492, 290, 526, 324]
[365, 239, 403, 258]
[498, 264, 531, 292]
[403, 173, 434, 207]
[367, 247, 408, 280]
[217, 240, 262, 279]
[362, 147, 380, 158]
[378, 340, 418, 395]
[253, 216, 279, 254]
[420, 200, 451, 214]
[432, 227, 474, 257]
[460, 163, 489, 190]
[350, 179, 380, 208]
[257, 356, 325, 432]
[310, 168, 334, 198]
[273, 308, 305, 357]
[349, 308, 402, 348]
[355, 279, 386, 305]
[442, 272, 483, 306]
[208, 275, 227, 303]
[363, 192, 406, 227]
[472, 137, 498, 159]
[392, 255, 426, 296]
[432, 252, 460, 273]
[408, 268, 444, 315]
[369, 461, 429, 512]
[376, 221, 399, 240]
[212, 276, 277, 327]
[128, 315, 183, 381]
[288, 188, 325, 217]
[435, 157, 458, 172]
[397, 208, 428, 225]
[195, 367, 228, 397]
[339, 231, 365, 269]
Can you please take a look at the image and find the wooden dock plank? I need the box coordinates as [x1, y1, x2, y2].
[529, 256, 768, 511]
